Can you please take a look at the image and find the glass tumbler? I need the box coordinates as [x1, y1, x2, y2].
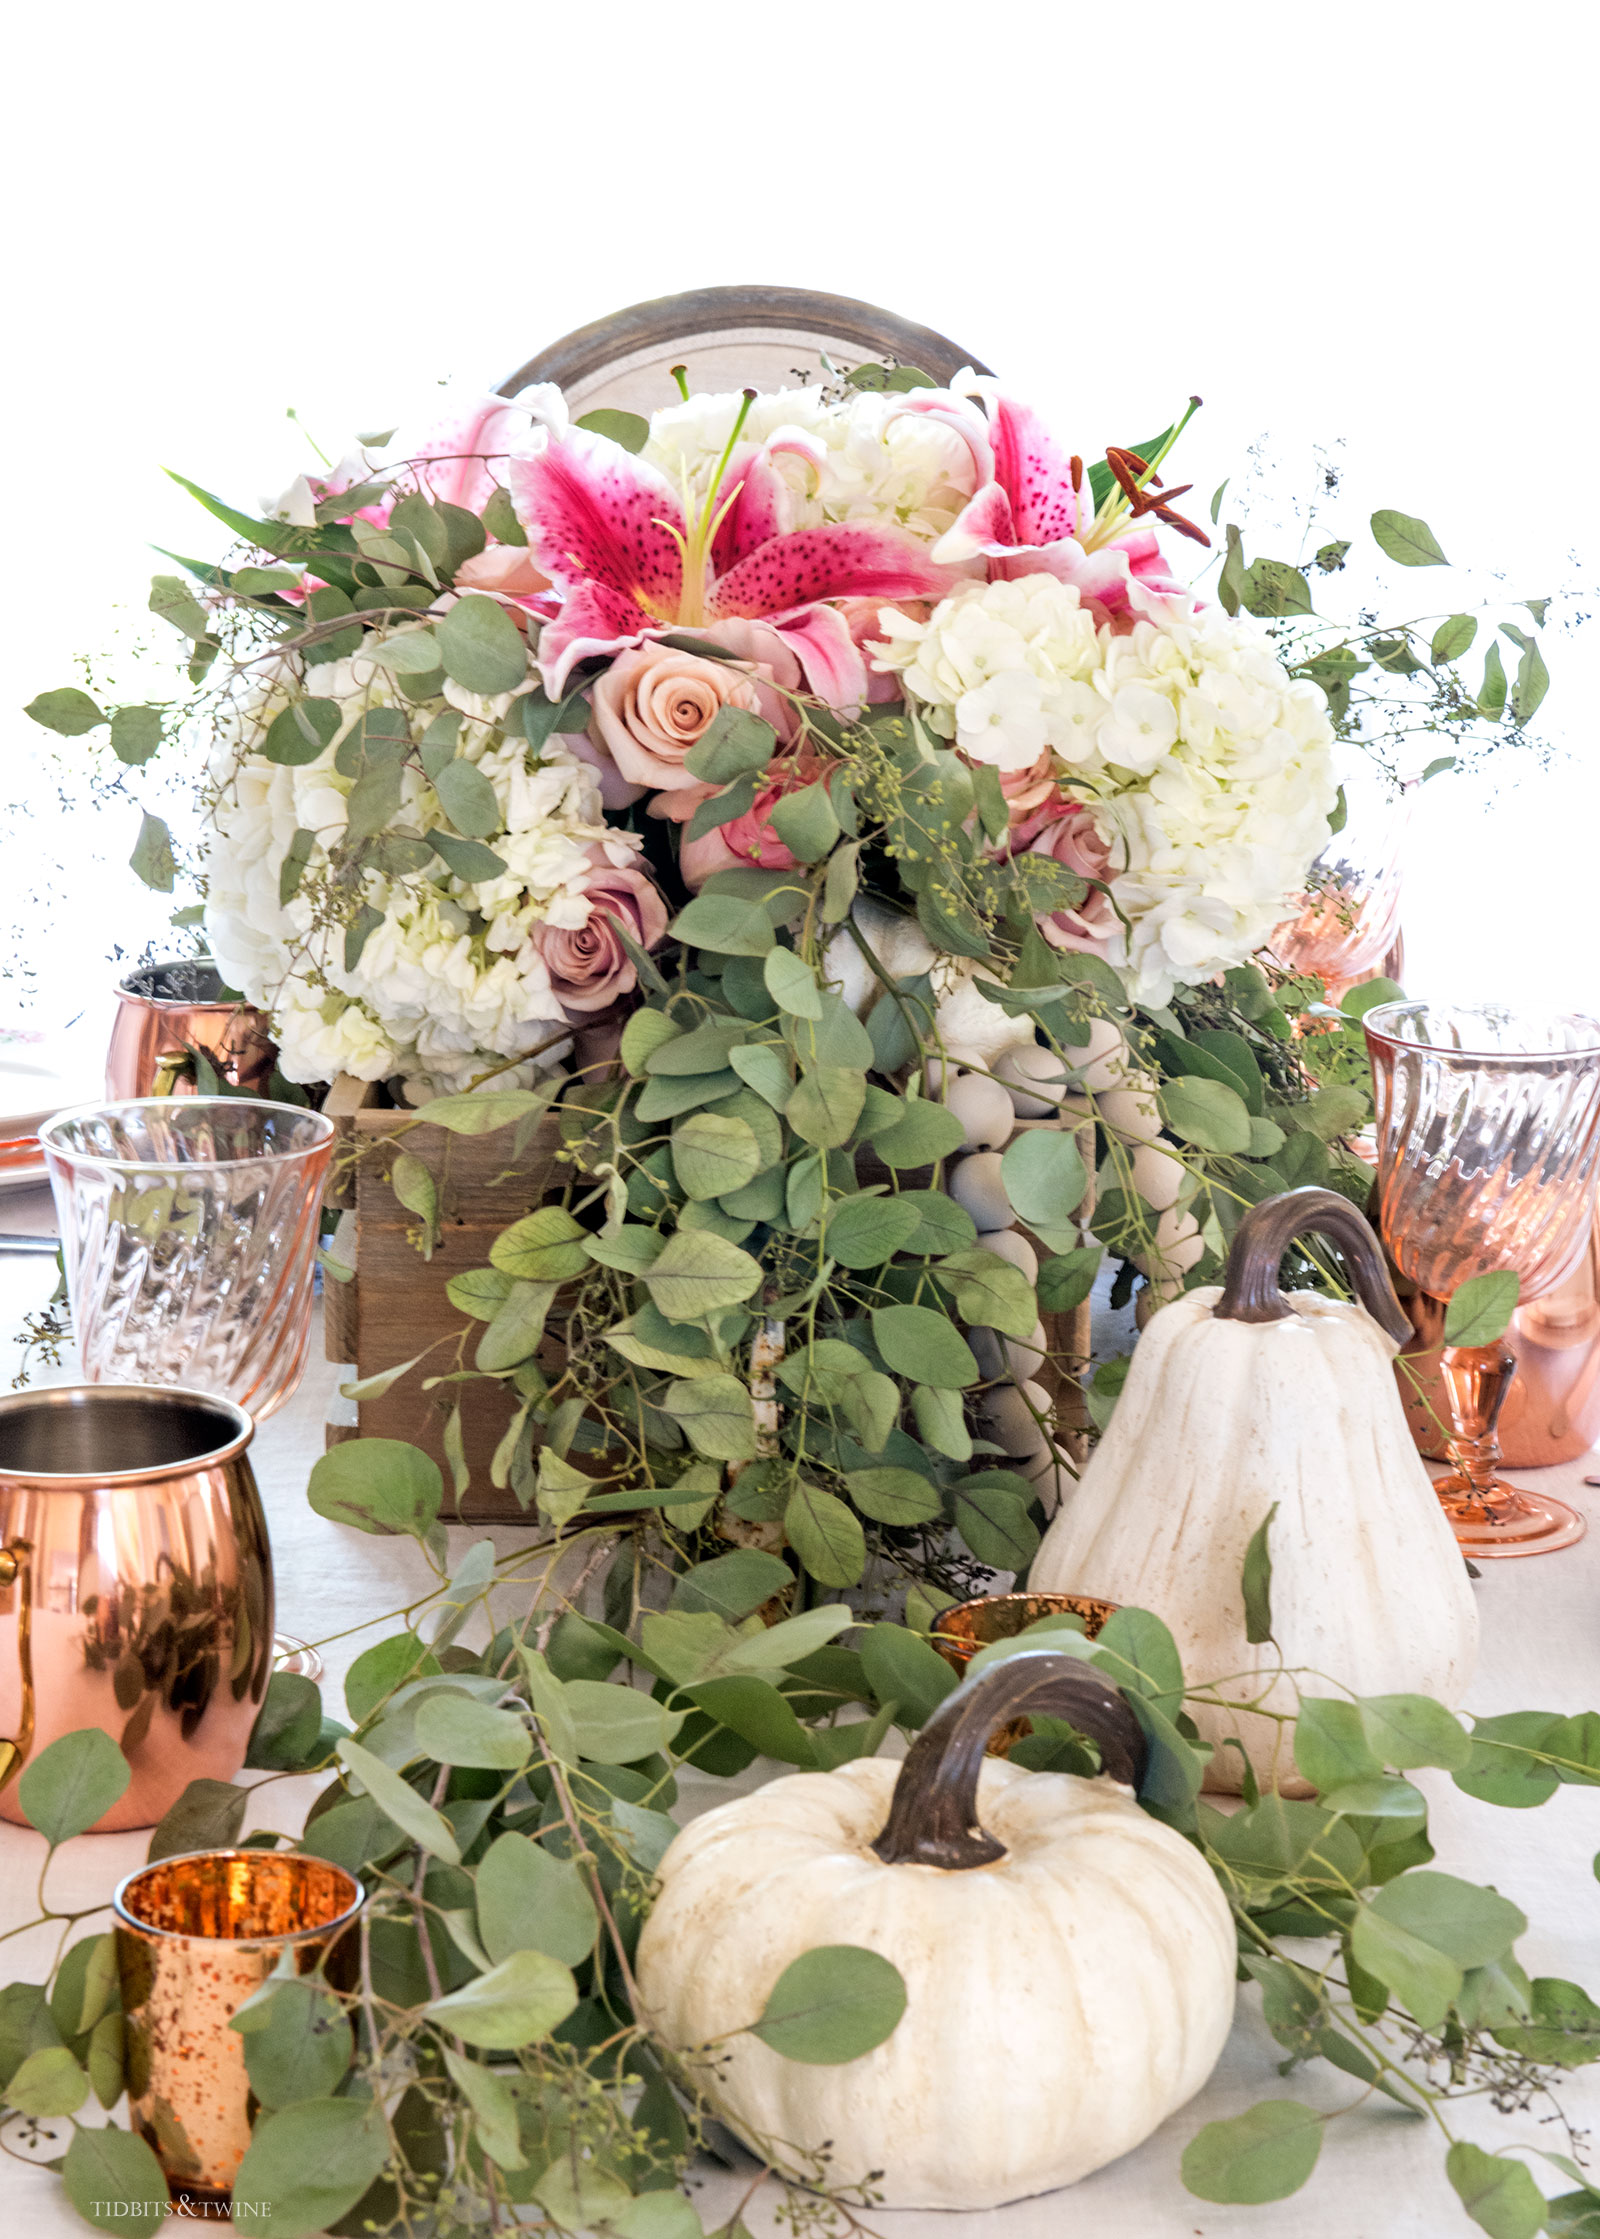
[1365, 1003, 1600, 1556]
[39, 1098, 335, 1423]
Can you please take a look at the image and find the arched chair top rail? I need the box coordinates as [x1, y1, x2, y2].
[497, 284, 992, 413]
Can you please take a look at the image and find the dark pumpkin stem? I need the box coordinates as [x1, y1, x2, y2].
[1214, 1185, 1411, 1343]
[871, 1650, 1147, 1871]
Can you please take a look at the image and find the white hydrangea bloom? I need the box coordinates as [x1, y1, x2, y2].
[874, 581, 1337, 1006]
[872, 576, 1104, 771]
[202, 650, 635, 1093]
[642, 382, 982, 544]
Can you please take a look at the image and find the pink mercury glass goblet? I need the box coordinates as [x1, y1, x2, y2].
[1365, 1003, 1600, 1557]
[1271, 790, 1411, 1008]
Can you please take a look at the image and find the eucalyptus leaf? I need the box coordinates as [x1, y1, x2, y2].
[231, 1975, 352, 2109]
[750, 1946, 907, 2063]
[784, 1483, 866, 1587]
[25, 687, 105, 735]
[872, 1304, 978, 1390]
[845, 1466, 943, 1526]
[1160, 1075, 1251, 1154]
[1445, 1270, 1520, 1348]
[435, 594, 529, 695]
[662, 1373, 758, 1461]
[309, 1437, 442, 1541]
[825, 1193, 921, 1269]
[129, 812, 176, 893]
[63, 2127, 172, 2237]
[424, 1947, 578, 2049]
[564, 1680, 684, 1765]
[476, 1831, 598, 1966]
[644, 1230, 763, 1321]
[17, 1729, 131, 1845]
[786, 1065, 866, 1150]
[935, 1248, 1038, 1339]
[491, 1205, 591, 1281]
[432, 754, 502, 839]
[336, 1738, 461, 1864]
[670, 893, 776, 957]
[673, 1112, 762, 1201]
[413, 1692, 531, 1770]
[1445, 2141, 1548, 2239]
[1371, 508, 1449, 566]
[109, 705, 163, 765]
[1241, 1501, 1278, 1645]
[229, 2096, 389, 2239]
[1181, 2100, 1323, 2204]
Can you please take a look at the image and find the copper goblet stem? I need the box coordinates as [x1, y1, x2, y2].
[1427, 1327, 1585, 1553]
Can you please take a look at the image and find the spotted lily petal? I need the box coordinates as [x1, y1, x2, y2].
[708, 521, 953, 623]
[510, 431, 684, 610]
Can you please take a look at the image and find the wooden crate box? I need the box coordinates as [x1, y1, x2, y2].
[324, 1083, 1095, 1525]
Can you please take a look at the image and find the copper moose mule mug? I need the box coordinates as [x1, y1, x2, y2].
[0, 1385, 275, 1829]
[106, 956, 277, 1101]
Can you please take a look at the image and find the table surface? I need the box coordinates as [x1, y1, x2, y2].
[3, 1222, 1599, 2238]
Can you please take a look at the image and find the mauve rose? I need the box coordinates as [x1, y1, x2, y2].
[564, 729, 647, 810]
[589, 644, 765, 793]
[1013, 802, 1118, 953]
[531, 849, 669, 1015]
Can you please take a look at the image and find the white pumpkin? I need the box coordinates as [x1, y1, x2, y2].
[636, 1653, 1236, 2211]
[1032, 1188, 1479, 1793]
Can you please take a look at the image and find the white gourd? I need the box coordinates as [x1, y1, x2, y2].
[1099, 1083, 1165, 1145]
[635, 1654, 1236, 2210]
[1131, 1138, 1186, 1212]
[1031, 1188, 1479, 1793]
[975, 1225, 1039, 1281]
[950, 1151, 1013, 1230]
[944, 1070, 1017, 1151]
[932, 965, 1038, 1066]
[1061, 1015, 1132, 1091]
[996, 1042, 1075, 1115]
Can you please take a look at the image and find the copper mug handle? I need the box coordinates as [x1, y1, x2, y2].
[0, 1541, 36, 1792]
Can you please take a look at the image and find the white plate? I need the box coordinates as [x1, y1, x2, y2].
[0, 1018, 104, 1133]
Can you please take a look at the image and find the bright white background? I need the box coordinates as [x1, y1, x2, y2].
[3, 0, 1595, 1032]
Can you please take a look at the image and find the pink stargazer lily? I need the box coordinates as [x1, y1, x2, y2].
[509, 431, 954, 705]
[909, 389, 1191, 619]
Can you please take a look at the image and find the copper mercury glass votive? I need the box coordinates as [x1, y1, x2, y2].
[1365, 1001, 1600, 1557]
[114, 1848, 364, 2209]
[931, 1592, 1119, 1754]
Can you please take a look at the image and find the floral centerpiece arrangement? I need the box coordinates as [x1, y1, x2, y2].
[14, 352, 1589, 2239]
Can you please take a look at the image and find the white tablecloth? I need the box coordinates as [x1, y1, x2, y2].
[3, 1230, 1599, 2237]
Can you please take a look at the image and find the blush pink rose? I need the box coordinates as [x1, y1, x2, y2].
[1012, 802, 1118, 953]
[997, 750, 1061, 822]
[589, 644, 766, 794]
[677, 752, 840, 890]
[531, 849, 669, 1016]
[454, 544, 552, 611]
[692, 618, 803, 741]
